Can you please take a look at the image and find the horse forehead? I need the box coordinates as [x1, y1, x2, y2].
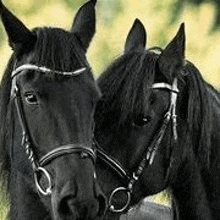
[17, 50, 36, 65]
[24, 74, 99, 106]
[14, 65, 100, 105]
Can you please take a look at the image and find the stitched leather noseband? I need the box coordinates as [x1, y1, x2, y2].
[94, 78, 179, 213]
[11, 64, 96, 196]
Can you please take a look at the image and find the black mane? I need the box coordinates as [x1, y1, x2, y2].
[184, 61, 215, 167]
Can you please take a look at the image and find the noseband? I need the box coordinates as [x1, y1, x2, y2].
[95, 78, 179, 213]
[11, 64, 96, 196]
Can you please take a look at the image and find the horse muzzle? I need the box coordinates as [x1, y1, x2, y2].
[51, 179, 106, 220]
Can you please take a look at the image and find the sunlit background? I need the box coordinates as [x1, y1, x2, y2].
[1, 0, 220, 86]
[1, 0, 220, 218]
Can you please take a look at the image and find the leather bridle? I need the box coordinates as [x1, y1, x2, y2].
[11, 64, 96, 196]
[94, 78, 179, 213]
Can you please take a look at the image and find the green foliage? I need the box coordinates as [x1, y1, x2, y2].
[63, 0, 86, 10]
[0, 175, 8, 220]
[169, 0, 185, 25]
[172, 0, 220, 30]
[99, 0, 123, 25]
[0, 27, 4, 47]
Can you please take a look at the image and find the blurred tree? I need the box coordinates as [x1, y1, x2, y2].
[0, 26, 3, 44]
[63, 0, 87, 10]
[169, 0, 185, 25]
[1, 0, 220, 85]
[99, 0, 123, 25]
[173, 0, 220, 30]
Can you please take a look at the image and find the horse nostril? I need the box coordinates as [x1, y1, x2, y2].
[58, 196, 77, 217]
[58, 196, 90, 220]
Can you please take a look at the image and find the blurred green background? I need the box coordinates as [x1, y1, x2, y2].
[1, 0, 220, 219]
[1, 0, 220, 87]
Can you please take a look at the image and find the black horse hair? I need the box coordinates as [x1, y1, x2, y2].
[0, 27, 93, 176]
[96, 47, 216, 169]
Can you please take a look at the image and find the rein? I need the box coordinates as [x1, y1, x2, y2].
[11, 64, 96, 196]
[95, 78, 179, 213]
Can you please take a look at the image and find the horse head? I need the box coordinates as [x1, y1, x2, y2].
[0, 0, 106, 219]
[94, 19, 187, 217]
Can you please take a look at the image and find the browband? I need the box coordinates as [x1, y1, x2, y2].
[11, 64, 86, 79]
[11, 64, 87, 97]
[152, 82, 179, 93]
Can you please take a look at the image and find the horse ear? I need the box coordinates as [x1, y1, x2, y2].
[158, 23, 185, 79]
[124, 19, 146, 54]
[0, 0, 36, 51]
[71, 0, 96, 52]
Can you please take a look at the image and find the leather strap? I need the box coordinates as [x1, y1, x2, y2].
[39, 144, 96, 166]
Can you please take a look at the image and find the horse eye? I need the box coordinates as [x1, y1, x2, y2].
[25, 93, 38, 105]
[132, 116, 151, 127]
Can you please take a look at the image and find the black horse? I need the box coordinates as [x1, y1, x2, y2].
[0, 0, 106, 219]
[94, 19, 220, 220]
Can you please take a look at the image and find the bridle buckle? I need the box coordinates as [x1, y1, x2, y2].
[109, 187, 131, 213]
[34, 167, 52, 196]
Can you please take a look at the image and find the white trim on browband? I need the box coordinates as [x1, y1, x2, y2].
[11, 64, 86, 78]
[152, 82, 179, 93]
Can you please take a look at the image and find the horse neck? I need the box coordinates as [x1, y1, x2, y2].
[171, 154, 213, 220]
[171, 84, 220, 220]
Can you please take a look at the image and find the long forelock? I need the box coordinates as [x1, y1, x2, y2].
[98, 50, 159, 127]
[31, 28, 88, 72]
